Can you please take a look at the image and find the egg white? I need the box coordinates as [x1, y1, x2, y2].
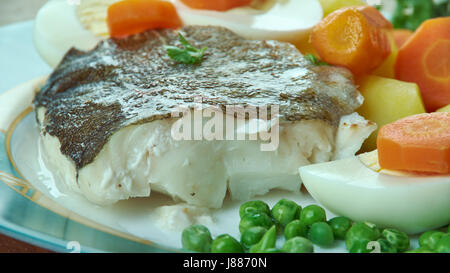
[299, 151, 450, 234]
[34, 0, 101, 68]
[173, 0, 323, 42]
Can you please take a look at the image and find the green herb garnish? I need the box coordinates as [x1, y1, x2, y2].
[305, 54, 328, 66]
[391, 0, 449, 31]
[165, 33, 208, 64]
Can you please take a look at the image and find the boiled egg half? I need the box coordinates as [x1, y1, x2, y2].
[299, 150, 450, 234]
[34, 0, 323, 67]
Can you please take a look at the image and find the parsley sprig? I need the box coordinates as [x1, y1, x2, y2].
[165, 33, 208, 64]
[305, 54, 329, 66]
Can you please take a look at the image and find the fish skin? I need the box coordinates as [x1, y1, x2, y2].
[34, 25, 363, 171]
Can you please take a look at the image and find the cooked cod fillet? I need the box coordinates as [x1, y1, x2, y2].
[34, 26, 375, 208]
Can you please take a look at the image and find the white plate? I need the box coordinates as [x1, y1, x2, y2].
[10, 109, 352, 252]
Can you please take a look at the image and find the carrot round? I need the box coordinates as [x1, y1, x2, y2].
[395, 17, 450, 112]
[355, 5, 392, 29]
[180, 0, 251, 11]
[392, 29, 413, 48]
[311, 6, 391, 77]
[107, 0, 182, 38]
[377, 112, 450, 174]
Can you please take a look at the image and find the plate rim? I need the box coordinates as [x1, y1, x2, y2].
[1, 98, 183, 253]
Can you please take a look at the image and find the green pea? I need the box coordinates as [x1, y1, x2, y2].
[239, 213, 273, 234]
[281, 237, 314, 253]
[271, 199, 301, 227]
[328, 216, 352, 240]
[240, 226, 268, 249]
[404, 247, 435, 253]
[299, 205, 326, 226]
[435, 233, 450, 253]
[181, 224, 212, 252]
[263, 248, 281, 253]
[284, 220, 308, 240]
[239, 200, 271, 219]
[377, 238, 397, 253]
[309, 222, 334, 247]
[381, 228, 410, 252]
[211, 234, 244, 253]
[249, 225, 277, 253]
[345, 222, 381, 252]
[349, 239, 372, 253]
[419, 230, 445, 250]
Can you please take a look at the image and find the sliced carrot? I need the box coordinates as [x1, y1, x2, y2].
[311, 6, 391, 77]
[373, 31, 398, 78]
[377, 112, 450, 174]
[180, 0, 251, 11]
[392, 29, 413, 48]
[355, 5, 393, 29]
[395, 17, 450, 112]
[107, 0, 182, 38]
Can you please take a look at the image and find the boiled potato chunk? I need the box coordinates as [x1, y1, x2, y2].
[357, 75, 426, 151]
[318, 0, 366, 16]
[436, 104, 450, 113]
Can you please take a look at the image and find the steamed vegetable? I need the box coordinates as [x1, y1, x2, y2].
[373, 32, 398, 78]
[271, 199, 301, 227]
[392, 29, 413, 48]
[239, 200, 271, 219]
[345, 222, 380, 253]
[395, 17, 450, 112]
[355, 5, 392, 29]
[180, 0, 251, 11]
[328, 216, 352, 240]
[311, 6, 392, 77]
[281, 237, 314, 253]
[409, 229, 450, 253]
[309, 222, 335, 247]
[249, 225, 277, 253]
[435, 234, 450, 253]
[377, 239, 397, 253]
[239, 213, 273, 234]
[211, 234, 244, 253]
[107, 0, 182, 38]
[381, 228, 410, 252]
[181, 224, 213, 252]
[377, 112, 450, 174]
[317, 0, 366, 17]
[284, 220, 308, 240]
[300, 205, 327, 226]
[181, 198, 448, 253]
[357, 75, 426, 151]
[419, 230, 446, 250]
[240, 226, 267, 249]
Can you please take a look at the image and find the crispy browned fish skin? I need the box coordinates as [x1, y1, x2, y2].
[34, 26, 362, 170]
